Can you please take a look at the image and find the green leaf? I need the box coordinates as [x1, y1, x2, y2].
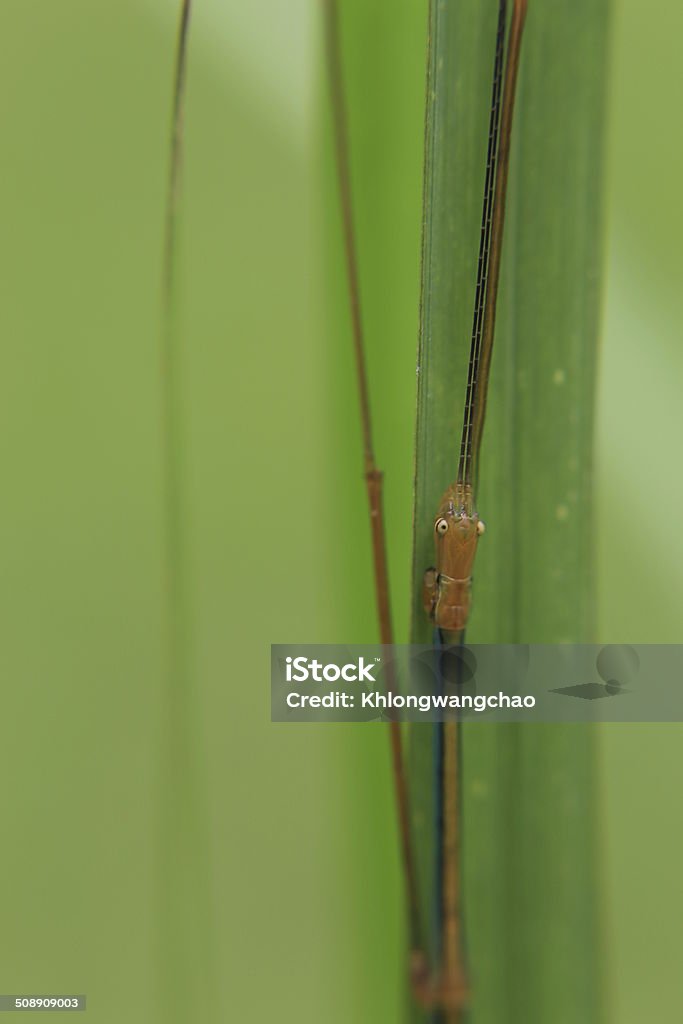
[410, 3, 610, 1023]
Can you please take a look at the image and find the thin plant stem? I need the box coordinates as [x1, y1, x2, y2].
[323, 0, 427, 988]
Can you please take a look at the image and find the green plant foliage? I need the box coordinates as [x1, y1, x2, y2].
[410, 2, 610, 1021]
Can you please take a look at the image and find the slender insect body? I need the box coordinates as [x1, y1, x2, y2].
[421, 0, 527, 1009]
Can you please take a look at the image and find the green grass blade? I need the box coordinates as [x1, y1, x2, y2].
[410, 2, 611, 1022]
[158, 5, 218, 1020]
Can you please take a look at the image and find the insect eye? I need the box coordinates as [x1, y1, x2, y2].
[435, 518, 449, 535]
[477, 520, 486, 535]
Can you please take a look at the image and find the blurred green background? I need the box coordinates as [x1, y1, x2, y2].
[0, 1, 680, 1021]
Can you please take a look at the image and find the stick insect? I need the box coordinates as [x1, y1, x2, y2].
[325, 0, 527, 1016]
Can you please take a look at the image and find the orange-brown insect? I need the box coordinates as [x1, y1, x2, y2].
[423, 482, 486, 634]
